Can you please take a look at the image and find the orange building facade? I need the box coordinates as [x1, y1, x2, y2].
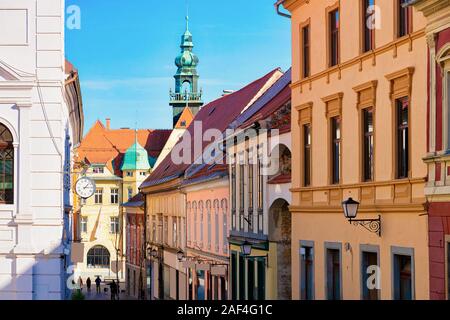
[282, 0, 429, 299]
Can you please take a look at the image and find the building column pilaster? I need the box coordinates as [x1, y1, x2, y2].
[13, 102, 34, 254]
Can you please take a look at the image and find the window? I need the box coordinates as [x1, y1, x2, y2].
[257, 157, 263, 210]
[362, 0, 375, 52]
[326, 246, 341, 300]
[126, 171, 133, 177]
[0, 124, 14, 204]
[199, 201, 204, 246]
[152, 216, 156, 242]
[239, 165, 245, 209]
[193, 201, 197, 243]
[214, 200, 219, 252]
[303, 124, 312, 187]
[331, 117, 341, 184]
[207, 200, 212, 249]
[94, 188, 103, 204]
[110, 217, 120, 234]
[257, 258, 266, 300]
[363, 108, 374, 181]
[397, 0, 412, 38]
[248, 163, 254, 210]
[231, 252, 237, 300]
[93, 166, 104, 174]
[187, 202, 191, 243]
[361, 250, 379, 300]
[87, 245, 110, 268]
[247, 259, 255, 300]
[396, 97, 409, 179]
[128, 187, 133, 200]
[140, 171, 147, 176]
[222, 199, 228, 253]
[329, 8, 340, 67]
[164, 216, 168, 245]
[173, 218, 177, 247]
[110, 188, 119, 204]
[231, 164, 237, 229]
[300, 244, 314, 300]
[301, 24, 310, 78]
[393, 251, 413, 300]
[239, 164, 245, 230]
[80, 216, 88, 233]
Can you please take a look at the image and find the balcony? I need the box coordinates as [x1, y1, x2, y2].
[169, 91, 202, 103]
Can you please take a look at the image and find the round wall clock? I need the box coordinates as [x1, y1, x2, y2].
[75, 176, 96, 199]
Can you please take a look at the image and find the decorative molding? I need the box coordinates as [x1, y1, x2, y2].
[321, 92, 343, 118]
[353, 80, 378, 110]
[291, 29, 425, 90]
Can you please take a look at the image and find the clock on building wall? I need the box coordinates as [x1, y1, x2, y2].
[75, 176, 96, 199]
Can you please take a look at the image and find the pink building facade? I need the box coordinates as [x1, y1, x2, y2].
[182, 169, 229, 300]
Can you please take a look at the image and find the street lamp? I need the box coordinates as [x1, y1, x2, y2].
[342, 197, 381, 237]
[239, 241, 269, 267]
[240, 241, 253, 256]
[149, 248, 158, 259]
[177, 250, 185, 262]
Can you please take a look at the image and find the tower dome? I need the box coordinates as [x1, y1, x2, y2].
[121, 142, 151, 171]
[175, 16, 199, 72]
[169, 15, 203, 128]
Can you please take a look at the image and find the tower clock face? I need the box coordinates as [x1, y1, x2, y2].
[75, 177, 96, 199]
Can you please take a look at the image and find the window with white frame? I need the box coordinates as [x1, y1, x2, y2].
[110, 217, 120, 234]
[93, 166, 104, 174]
[80, 216, 88, 234]
[110, 188, 119, 204]
[94, 188, 103, 204]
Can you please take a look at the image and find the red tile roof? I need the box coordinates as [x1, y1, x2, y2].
[77, 120, 171, 176]
[141, 68, 282, 188]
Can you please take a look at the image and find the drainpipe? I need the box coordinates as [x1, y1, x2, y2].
[274, 0, 291, 19]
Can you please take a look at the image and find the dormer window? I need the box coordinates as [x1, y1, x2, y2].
[93, 166, 104, 174]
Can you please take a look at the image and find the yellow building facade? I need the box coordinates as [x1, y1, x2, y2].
[281, 0, 429, 299]
[71, 120, 171, 285]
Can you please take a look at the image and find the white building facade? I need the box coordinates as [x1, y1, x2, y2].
[0, 0, 83, 299]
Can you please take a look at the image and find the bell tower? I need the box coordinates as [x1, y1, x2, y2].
[169, 15, 203, 127]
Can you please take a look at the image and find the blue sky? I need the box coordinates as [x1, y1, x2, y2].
[65, 0, 291, 133]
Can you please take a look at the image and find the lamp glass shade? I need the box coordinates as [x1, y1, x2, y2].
[342, 197, 359, 219]
[241, 241, 252, 256]
[177, 250, 184, 261]
[150, 248, 158, 258]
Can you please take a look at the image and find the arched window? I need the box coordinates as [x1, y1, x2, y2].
[199, 201, 204, 247]
[186, 202, 191, 244]
[206, 200, 211, 249]
[193, 201, 197, 244]
[221, 199, 228, 253]
[214, 199, 219, 252]
[0, 123, 13, 204]
[87, 245, 110, 269]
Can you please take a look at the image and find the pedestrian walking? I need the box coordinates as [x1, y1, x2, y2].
[78, 276, 83, 291]
[95, 276, 101, 294]
[109, 280, 117, 300]
[86, 277, 91, 292]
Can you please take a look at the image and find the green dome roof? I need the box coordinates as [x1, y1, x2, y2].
[121, 142, 151, 171]
[175, 16, 199, 72]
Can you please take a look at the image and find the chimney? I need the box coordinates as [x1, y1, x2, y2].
[222, 90, 234, 96]
[106, 118, 111, 130]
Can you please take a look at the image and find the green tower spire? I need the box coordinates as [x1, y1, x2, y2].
[169, 14, 203, 128]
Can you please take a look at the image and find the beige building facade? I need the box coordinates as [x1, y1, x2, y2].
[281, 0, 429, 299]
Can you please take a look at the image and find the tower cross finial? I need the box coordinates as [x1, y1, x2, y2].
[186, 0, 189, 31]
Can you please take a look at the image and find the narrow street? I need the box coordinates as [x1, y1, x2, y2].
[78, 284, 136, 301]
